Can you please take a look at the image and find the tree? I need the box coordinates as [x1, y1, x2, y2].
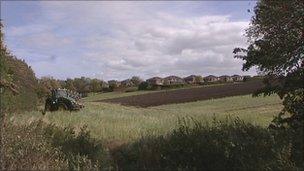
[138, 81, 149, 90]
[64, 78, 76, 91]
[73, 78, 87, 93]
[0, 20, 9, 170]
[36, 77, 61, 99]
[233, 0, 303, 166]
[194, 75, 203, 84]
[1, 20, 39, 169]
[90, 79, 102, 92]
[130, 76, 143, 86]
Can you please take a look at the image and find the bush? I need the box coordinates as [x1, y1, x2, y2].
[138, 81, 150, 90]
[108, 84, 117, 92]
[2, 120, 109, 170]
[112, 117, 297, 170]
[1, 55, 39, 112]
[2, 121, 67, 170]
[43, 124, 109, 170]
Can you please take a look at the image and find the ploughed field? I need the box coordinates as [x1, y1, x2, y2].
[98, 80, 264, 107]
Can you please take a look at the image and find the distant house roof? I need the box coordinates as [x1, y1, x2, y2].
[121, 79, 131, 83]
[164, 75, 183, 80]
[184, 75, 204, 83]
[101, 80, 108, 84]
[219, 75, 231, 78]
[205, 75, 218, 78]
[146, 77, 164, 85]
[184, 75, 197, 79]
[147, 77, 163, 81]
[163, 76, 185, 85]
[121, 79, 134, 86]
[108, 80, 120, 85]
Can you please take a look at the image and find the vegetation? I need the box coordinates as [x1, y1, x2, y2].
[4, 111, 301, 170]
[130, 76, 143, 86]
[2, 120, 109, 170]
[234, 0, 304, 166]
[2, 121, 66, 170]
[0, 23, 38, 112]
[1, 0, 303, 169]
[36, 76, 118, 99]
[138, 81, 150, 90]
[112, 118, 296, 170]
[234, 0, 304, 128]
[12, 95, 282, 142]
[36, 76, 61, 100]
[37, 76, 108, 97]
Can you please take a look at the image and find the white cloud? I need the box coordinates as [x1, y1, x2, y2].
[4, 2, 255, 80]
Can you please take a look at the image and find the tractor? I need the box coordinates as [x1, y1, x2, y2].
[44, 88, 84, 112]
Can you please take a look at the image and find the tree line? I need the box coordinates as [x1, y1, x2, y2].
[36, 76, 144, 98]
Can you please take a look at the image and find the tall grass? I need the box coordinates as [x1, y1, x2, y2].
[4, 117, 300, 170]
[2, 120, 111, 170]
[112, 117, 297, 170]
[5, 92, 302, 170]
[10, 95, 282, 142]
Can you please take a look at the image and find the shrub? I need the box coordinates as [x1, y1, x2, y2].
[112, 117, 297, 170]
[2, 121, 67, 170]
[138, 81, 150, 90]
[2, 120, 109, 170]
[43, 124, 108, 170]
[1, 23, 38, 113]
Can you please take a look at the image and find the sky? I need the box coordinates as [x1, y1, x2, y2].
[1, 1, 257, 81]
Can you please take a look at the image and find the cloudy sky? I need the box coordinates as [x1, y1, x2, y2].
[1, 1, 256, 80]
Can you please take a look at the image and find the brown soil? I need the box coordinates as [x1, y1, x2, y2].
[97, 80, 264, 107]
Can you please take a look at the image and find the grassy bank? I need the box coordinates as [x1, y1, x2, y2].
[5, 93, 302, 170]
[3, 116, 299, 170]
[10, 94, 282, 142]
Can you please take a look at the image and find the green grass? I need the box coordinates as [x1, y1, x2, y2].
[10, 94, 282, 143]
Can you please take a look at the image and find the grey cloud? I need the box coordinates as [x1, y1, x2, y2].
[6, 2, 255, 80]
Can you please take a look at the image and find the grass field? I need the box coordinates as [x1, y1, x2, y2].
[10, 92, 282, 144]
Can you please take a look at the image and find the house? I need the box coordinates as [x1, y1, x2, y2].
[231, 75, 244, 82]
[108, 80, 121, 88]
[164, 76, 185, 85]
[146, 77, 164, 86]
[219, 75, 233, 82]
[204, 75, 219, 82]
[184, 75, 204, 84]
[121, 79, 134, 87]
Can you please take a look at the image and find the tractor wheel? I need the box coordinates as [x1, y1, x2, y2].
[57, 103, 67, 111]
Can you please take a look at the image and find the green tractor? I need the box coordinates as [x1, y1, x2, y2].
[44, 88, 84, 112]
